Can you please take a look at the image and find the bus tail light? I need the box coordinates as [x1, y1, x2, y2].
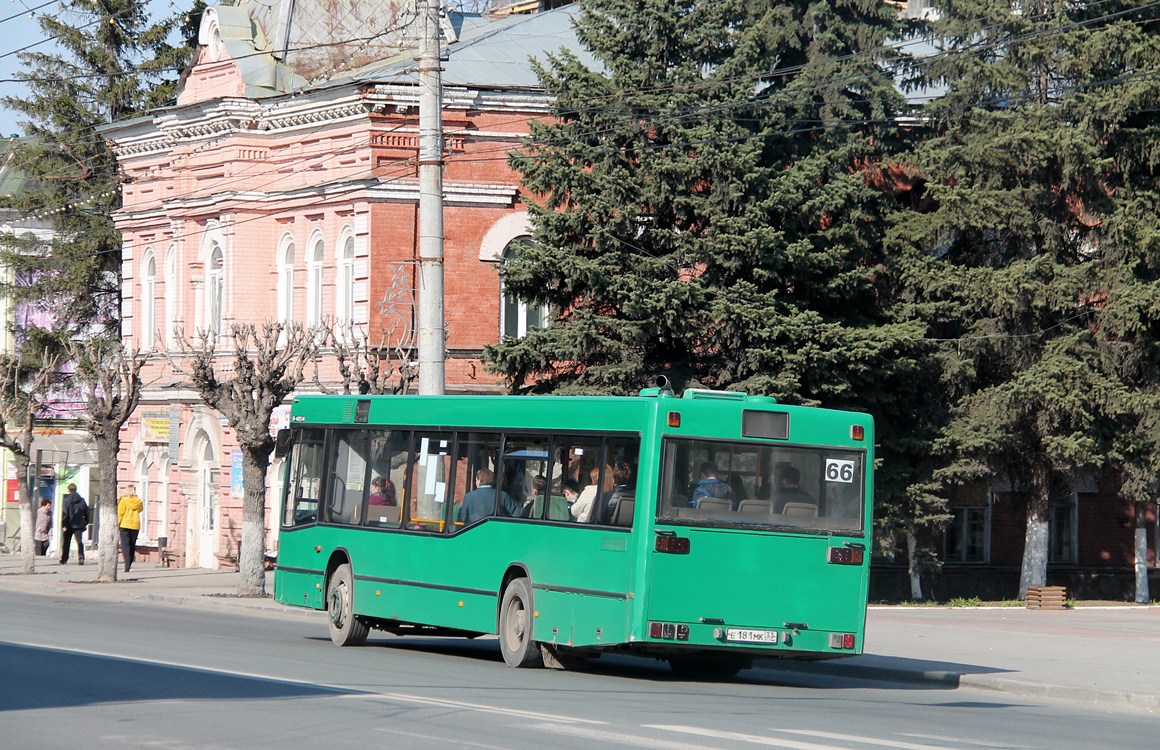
[648, 622, 689, 641]
[655, 534, 690, 554]
[829, 633, 856, 650]
[828, 544, 864, 565]
[667, 411, 681, 427]
[851, 424, 864, 440]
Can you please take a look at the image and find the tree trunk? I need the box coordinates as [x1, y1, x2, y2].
[95, 437, 120, 583]
[1018, 465, 1051, 599]
[906, 529, 924, 601]
[15, 452, 35, 574]
[1134, 499, 1149, 605]
[237, 444, 272, 597]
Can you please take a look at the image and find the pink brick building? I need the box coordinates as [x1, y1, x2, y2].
[102, 1, 589, 568]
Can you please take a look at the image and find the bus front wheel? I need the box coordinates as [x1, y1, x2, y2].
[499, 578, 541, 668]
[327, 563, 369, 647]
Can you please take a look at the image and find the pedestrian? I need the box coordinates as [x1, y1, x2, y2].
[117, 485, 144, 573]
[34, 498, 52, 556]
[59, 484, 88, 565]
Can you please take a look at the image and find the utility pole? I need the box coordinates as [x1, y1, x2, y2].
[416, 0, 445, 395]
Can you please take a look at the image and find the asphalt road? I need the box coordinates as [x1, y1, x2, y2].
[0, 591, 1153, 750]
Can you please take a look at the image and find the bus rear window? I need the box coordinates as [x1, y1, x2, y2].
[656, 438, 864, 533]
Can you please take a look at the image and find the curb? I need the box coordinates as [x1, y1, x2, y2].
[958, 674, 1160, 714]
[755, 658, 1158, 714]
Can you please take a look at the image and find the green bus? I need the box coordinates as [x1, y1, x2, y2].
[273, 384, 873, 676]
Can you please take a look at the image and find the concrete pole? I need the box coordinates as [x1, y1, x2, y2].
[416, 0, 445, 395]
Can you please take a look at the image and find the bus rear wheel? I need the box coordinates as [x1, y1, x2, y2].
[327, 563, 369, 647]
[499, 577, 541, 667]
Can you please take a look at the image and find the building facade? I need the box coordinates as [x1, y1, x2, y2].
[103, 1, 591, 568]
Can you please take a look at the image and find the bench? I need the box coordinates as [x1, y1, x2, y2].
[1025, 586, 1067, 609]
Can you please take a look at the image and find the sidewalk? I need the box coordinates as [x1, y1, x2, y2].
[1, 552, 1156, 713]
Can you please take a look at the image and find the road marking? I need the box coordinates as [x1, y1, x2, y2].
[355, 692, 605, 725]
[647, 724, 941, 749]
[781, 729, 969, 749]
[526, 722, 723, 749]
[647, 725, 992, 750]
[644, 725, 845, 749]
[375, 727, 511, 749]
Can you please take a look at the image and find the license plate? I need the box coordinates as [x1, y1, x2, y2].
[726, 628, 778, 644]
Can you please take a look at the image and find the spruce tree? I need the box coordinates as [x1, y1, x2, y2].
[0, 0, 186, 349]
[894, 1, 1159, 598]
[1080, 3, 1160, 602]
[489, 0, 916, 403]
[487, 0, 949, 593]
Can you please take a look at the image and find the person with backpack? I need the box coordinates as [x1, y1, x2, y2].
[689, 461, 734, 509]
[59, 484, 88, 565]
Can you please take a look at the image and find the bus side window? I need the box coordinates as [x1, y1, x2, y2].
[500, 434, 550, 521]
[408, 431, 456, 532]
[365, 429, 407, 529]
[452, 432, 507, 529]
[597, 437, 640, 527]
[328, 430, 370, 525]
[553, 437, 605, 525]
[283, 430, 325, 527]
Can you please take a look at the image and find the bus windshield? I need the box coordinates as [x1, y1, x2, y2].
[656, 437, 864, 533]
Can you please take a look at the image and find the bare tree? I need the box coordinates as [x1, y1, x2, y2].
[172, 323, 319, 596]
[0, 353, 59, 574]
[318, 320, 418, 396]
[69, 339, 144, 583]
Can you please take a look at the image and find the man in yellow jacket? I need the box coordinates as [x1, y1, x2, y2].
[117, 485, 144, 574]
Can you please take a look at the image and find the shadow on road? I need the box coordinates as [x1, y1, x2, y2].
[0, 641, 358, 711]
[301, 634, 987, 693]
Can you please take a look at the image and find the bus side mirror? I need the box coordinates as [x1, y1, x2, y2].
[274, 429, 292, 459]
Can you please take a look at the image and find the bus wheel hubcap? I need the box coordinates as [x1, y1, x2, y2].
[508, 601, 525, 644]
[329, 586, 346, 627]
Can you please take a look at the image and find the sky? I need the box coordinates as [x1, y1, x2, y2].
[0, 0, 188, 138]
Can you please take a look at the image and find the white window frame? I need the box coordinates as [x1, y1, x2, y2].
[499, 237, 547, 339]
[306, 232, 324, 326]
[164, 245, 177, 348]
[277, 234, 296, 326]
[141, 250, 156, 350]
[206, 244, 224, 336]
[336, 229, 355, 328]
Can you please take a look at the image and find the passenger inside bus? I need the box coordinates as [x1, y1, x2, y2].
[523, 474, 547, 517]
[689, 461, 734, 509]
[774, 465, 814, 513]
[604, 463, 634, 518]
[571, 464, 612, 523]
[368, 476, 397, 506]
[458, 468, 521, 526]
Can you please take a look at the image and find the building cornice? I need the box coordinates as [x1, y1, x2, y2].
[114, 178, 518, 226]
[107, 84, 551, 160]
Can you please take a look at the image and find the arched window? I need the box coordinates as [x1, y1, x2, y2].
[306, 234, 324, 326]
[164, 246, 177, 348]
[206, 244, 224, 335]
[277, 236, 295, 326]
[336, 232, 355, 326]
[141, 251, 156, 349]
[500, 238, 547, 339]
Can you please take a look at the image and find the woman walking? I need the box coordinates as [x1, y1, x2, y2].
[117, 485, 144, 573]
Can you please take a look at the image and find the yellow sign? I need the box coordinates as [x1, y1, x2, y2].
[142, 414, 170, 444]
